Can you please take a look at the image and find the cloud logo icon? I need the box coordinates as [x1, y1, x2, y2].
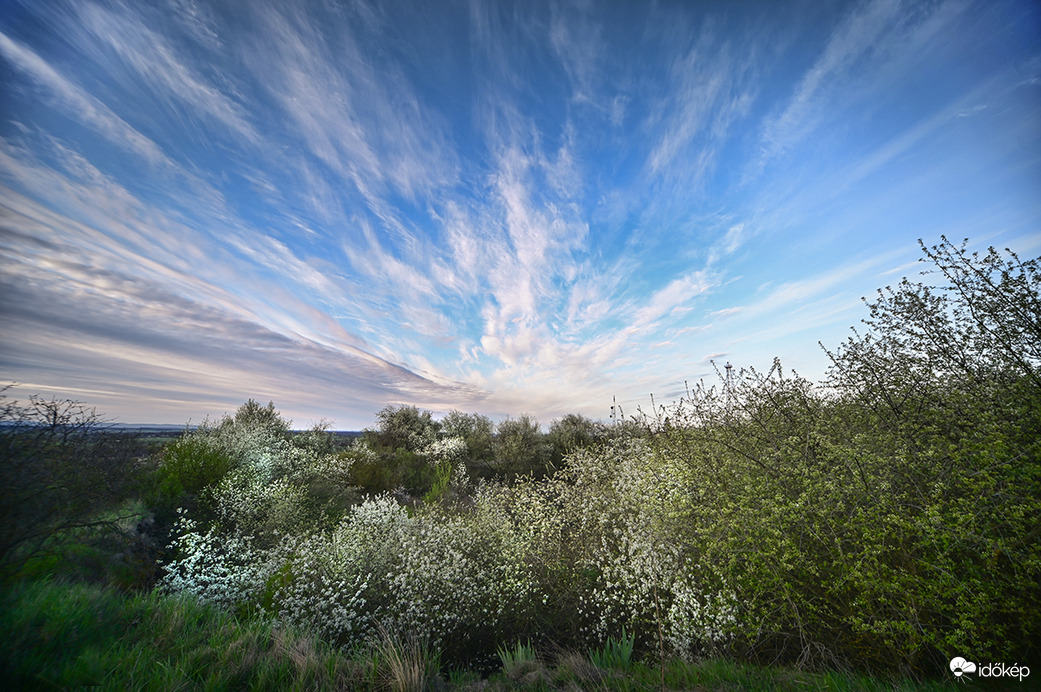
[950, 657, 977, 677]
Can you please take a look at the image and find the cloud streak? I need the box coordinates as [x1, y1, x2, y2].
[0, 30, 169, 166]
[1, 0, 1037, 426]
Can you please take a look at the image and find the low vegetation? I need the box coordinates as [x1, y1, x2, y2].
[2, 237, 1037, 689]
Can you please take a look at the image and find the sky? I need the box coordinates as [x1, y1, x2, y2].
[1, 0, 1039, 429]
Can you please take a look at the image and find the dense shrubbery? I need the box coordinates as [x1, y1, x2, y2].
[0, 392, 144, 580]
[151, 238, 1038, 680]
[148, 401, 356, 547]
[639, 238, 1040, 674]
[345, 405, 588, 494]
[5, 237, 1037, 684]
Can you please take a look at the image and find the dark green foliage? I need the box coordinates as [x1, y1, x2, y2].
[144, 425, 235, 545]
[547, 413, 606, 468]
[421, 460, 455, 505]
[342, 447, 395, 494]
[358, 448, 436, 495]
[0, 390, 143, 580]
[370, 404, 440, 453]
[649, 238, 1040, 676]
[294, 419, 338, 456]
[346, 405, 445, 496]
[494, 415, 552, 478]
[151, 434, 235, 500]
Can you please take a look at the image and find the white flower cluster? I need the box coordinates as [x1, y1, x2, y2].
[421, 436, 468, 466]
[269, 529, 372, 643]
[198, 417, 352, 538]
[214, 471, 309, 539]
[550, 439, 739, 658]
[160, 421, 742, 659]
[388, 514, 500, 644]
[450, 461, 471, 492]
[159, 511, 272, 608]
[666, 576, 738, 658]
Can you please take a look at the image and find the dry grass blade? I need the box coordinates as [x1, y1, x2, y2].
[374, 623, 437, 692]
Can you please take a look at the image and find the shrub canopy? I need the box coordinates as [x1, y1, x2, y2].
[150, 237, 1038, 679]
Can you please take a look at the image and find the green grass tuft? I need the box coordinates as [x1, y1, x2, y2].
[0, 578, 370, 691]
[590, 627, 635, 671]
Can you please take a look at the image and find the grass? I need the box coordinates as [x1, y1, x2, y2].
[1, 578, 970, 691]
[497, 639, 548, 686]
[0, 578, 371, 691]
[589, 627, 635, 671]
[374, 624, 442, 692]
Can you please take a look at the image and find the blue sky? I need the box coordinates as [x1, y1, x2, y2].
[1, 0, 1039, 428]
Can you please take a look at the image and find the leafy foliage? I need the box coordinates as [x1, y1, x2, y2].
[370, 405, 440, 454]
[152, 434, 234, 502]
[0, 389, 142, 579]
[494, 414, 552, 478]
[642, 237, 1041, 674]
[139, 237, 1041, 680]
[590, 627, 635, 671]
[547, 413, 606, 468]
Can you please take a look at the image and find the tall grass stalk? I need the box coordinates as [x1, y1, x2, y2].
[374, 624, 441, 692]
[497, 639, 548, 685]
[590, 627, 635, 671]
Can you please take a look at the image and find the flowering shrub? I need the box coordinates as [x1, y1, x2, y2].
[421, 436, 468, 466]
[548, 439, 738, 657]
[155, 238, 1039, 678]
[160, 511, 271, 609]
[159, 420, 745, 662]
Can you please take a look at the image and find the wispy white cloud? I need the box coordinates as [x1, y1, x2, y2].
[163, 0, 223, 53]
[2, 0, 1035, 426]
[630, 271, 713, 332]
[0, 135, 482, 424]
[0, 30, 169, 166]
[548, 1, 604, 106]
[703, 250, 907, 357]
[248, 2, 457, 206]
[68, 0, 260, 143]
[642, 22, 757, 193]
[759, 0, 906, 164]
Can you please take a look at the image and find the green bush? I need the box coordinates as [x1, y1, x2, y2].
[547, 413, 606, 469]
[641, 238, 1041, 676]
[369, 404, 440, 454]
[152, 434, 235, 500]
[494, 415, 552, 479]
[147, 239, 1038, 681]
[346, 444, 436, 496]
[344, 445, 399, 494]
[0, 391, 142, 580]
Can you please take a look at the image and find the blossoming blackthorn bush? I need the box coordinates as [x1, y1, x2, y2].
[155, 238, 1038, 680]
